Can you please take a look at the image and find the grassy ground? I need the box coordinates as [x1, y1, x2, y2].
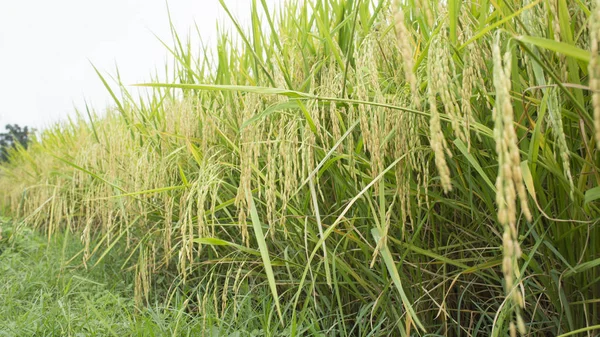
[0, 217, 284, 337]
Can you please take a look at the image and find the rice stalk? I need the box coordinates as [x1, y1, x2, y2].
[492, 32, 532, 336]
[591, 0, 600, 148]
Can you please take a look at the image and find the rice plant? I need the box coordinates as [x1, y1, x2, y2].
[1, 0, 599, 335]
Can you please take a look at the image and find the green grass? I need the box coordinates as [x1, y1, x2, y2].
[0, 218, 299, 337]
[1, 0, 600, 336]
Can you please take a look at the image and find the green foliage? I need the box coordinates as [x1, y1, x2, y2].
[0, 218, 293, 336]
[1, 0, 599, 336]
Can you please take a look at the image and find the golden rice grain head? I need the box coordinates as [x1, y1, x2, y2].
[212, 278, 219, 318]
[355, 38, 384, 176]
[546, 87, 574, 199]
[493, 33, 529, 335]
[493, 37, 532, 224]
[461, 44, 476, 150]
[394, 1, 420, 108]
[235, 94, 262, 246]
[427, 33, 453, 193]
[429, 94, 452, 193]
[549, 0, 561, 42]
[265, 125, 278, 238]
[232, 265, 243, 317]
[221, 268, 232, 317]
[517, 310, 526, 334]
[520, 0, 545, 37]
[328, 65, 343, 149]
[431, 30, 467, 143]
[418, 0, 434, 27]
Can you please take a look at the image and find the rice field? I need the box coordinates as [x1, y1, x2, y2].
[1, 0, 599, 336]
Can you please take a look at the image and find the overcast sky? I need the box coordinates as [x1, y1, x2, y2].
[0, 0, 282, 131]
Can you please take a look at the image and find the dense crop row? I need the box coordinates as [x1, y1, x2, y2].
[1, 0, 599, 335]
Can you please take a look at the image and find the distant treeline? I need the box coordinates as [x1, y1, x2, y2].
[0, 124, 31, 162]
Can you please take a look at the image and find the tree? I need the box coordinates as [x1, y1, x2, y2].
[0, 124, 31, 163]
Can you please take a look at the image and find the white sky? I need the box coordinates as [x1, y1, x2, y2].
[0, 0, 282, 131]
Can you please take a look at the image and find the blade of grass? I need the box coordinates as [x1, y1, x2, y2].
[246, 188, 284, 325]
[371, 227, 426, 333]
[515, 35, 590, 63]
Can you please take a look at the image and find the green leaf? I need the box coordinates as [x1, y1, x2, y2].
[308, 175, 332, 288]
[241, 100, 300, 130]
[454, 139, 496, 192]
[520, 160, 537, 202]
[246, 189, 284, 325]
[134, 83, 312, 99]
[556, 325, 600, 337]
[564, 257, 600, 278]
[459, 0, 541, 50]
[371, 227, 426, 333]
[584, 186, 600, 205]
[49, 153, 125, 193]
[193, 237, 261, 256]
[516, 36, 590, 63]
